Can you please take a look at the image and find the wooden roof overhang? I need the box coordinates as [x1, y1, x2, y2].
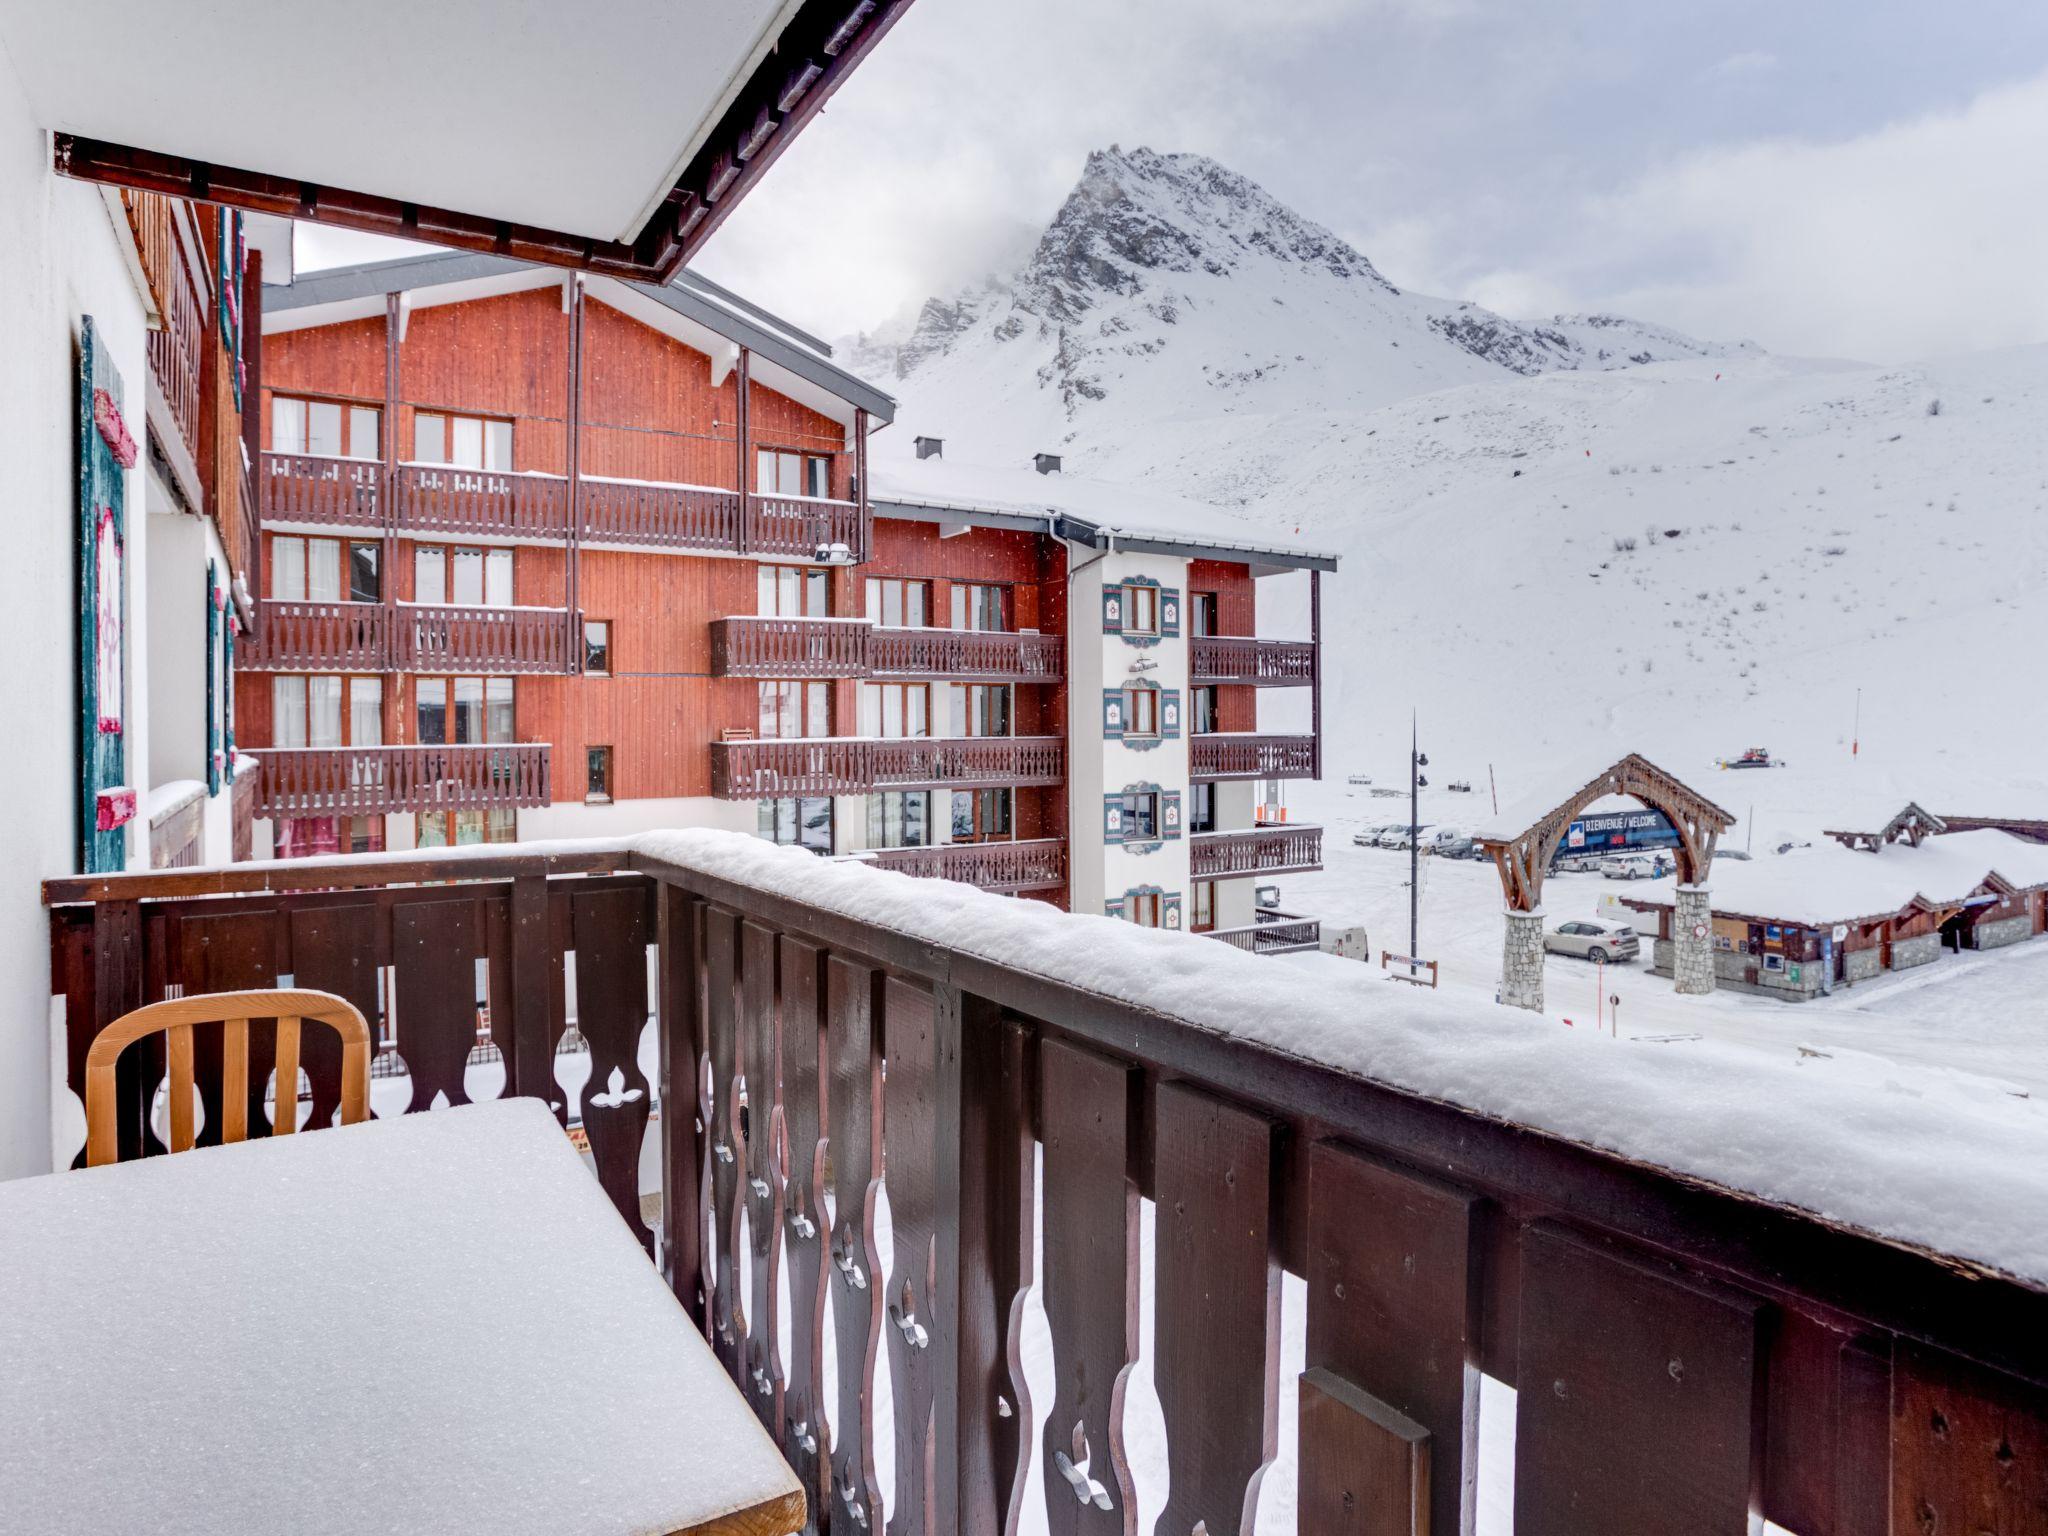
[1478, 753, 1737, 913]
[44, 0, 912, 283]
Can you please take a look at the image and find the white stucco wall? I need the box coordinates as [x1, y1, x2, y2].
[518, 795, 755, 843]
[0, 38, 155, 1178]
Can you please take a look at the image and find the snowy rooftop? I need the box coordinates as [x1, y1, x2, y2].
[1472, 750, 1734, 844]
[870, 454, 1338, 572]
[1626, 829, 2048, 925]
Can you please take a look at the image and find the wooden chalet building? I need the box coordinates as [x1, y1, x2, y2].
[237, 257, 1334, 944]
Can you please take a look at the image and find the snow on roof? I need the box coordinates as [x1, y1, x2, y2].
[1628, 829, 2048, 925]
[613, 827, 2048, 1287]
[1472, 751, 1732, 845]
[870, 455, 1338, 570]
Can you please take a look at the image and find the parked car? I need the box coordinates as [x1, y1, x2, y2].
[1383, 824, 1432, 850]
[1719, 848, 1752, 861]
[1352, 823, 1399, 847]
[1600, 851, 1673, 880]
[1544, 918, 1641, 964]
[1419, 826, 1465, 853]
[1429, 834, 1476, 859]
[1551, 851, 1604, 875]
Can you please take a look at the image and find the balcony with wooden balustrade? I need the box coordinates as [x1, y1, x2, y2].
[240, 601, 579, 674]
[1204, 907, 1323, 954]
[708, 618, 1066, 681]
[41, 836, 2048, 1536]
[1190, 823, 1323, 879]
[246, 743, 550, 819]
[859, 837, 1067, 893]
[709, 617, 872, 679]
[1190, 634, 1317, 686]
[711, 736, 1064, 799]
[1191, 732, 1319, 781]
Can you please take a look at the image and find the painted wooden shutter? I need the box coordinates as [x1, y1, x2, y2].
[223, 614, 237, 783]
[1101, 584, 1123, 634]
[1104, 895, 1125, 920]
[1163, 893, 1184, 931]
[205, 562, 221, 795]
[1102, 688, 1125, 740]
[1162, 790, 1183, 840]
[77, 317, 134, 873]
[1160, 586, 1182, 638]
[1161, 688, 1182, 740]
[1103, 793, 1126, 843]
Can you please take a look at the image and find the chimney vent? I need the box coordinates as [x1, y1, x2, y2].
[914, 435, 943, 460]
[1034, 452, 1062, 475]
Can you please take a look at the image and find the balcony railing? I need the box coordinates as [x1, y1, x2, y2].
[711, 735, 1064, 798]
[746, 492, 865, 558]
[1190, 823, 1323, 878]
[709, 619, 1066, 681]
[240, 601, 578, 674]
[120, 191, 206, 460]
[394, 464, 572, 540]
[709, 617, 872, 679]
[1191, 732, 1318, 780]
[861, 837, 1067, 892]
[868, 626, 1064, 680]
[1205, 908, 1323, 954]
[580, 476, 743, 551]
[1190, 635, 1317, 685]
[44, 837, 2048, 1536]
[261, 451, 382, 528]
[248, 743, 550, 819]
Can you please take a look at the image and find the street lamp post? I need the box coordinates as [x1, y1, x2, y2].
[1410, 712, 1428, 979]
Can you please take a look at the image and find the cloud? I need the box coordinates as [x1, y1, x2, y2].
[1707, 50, 1780, 79]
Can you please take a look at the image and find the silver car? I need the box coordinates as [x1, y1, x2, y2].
[1544, 919, 1640, 964]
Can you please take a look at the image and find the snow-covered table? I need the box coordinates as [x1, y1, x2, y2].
[0, 1097, 803, 1536]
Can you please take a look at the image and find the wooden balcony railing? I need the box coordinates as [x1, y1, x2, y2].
[1205, 908, 1323, 954]
[248, 744, 550, 819]
[394, 465, 572, 540]
[240, 600, 391, 670]
[261, 451, 382, 528]
[1190, 823, 1323, 878]
[709, 617, 871, 679]
[43, 837, 2048, 1536]
[746, 492, 864, 558]
[868, 627, 1064, 681]
[861, 837, 1067, 892]
[581, 477, 743, 551]
[1191, 732, 1319, 780]
[120, 191, 207, 461]
[146, 786, 205, 870]
[711, 735, 1064, 799]
[1190, 634, 1317, 685]
[395, 605, 580, 674]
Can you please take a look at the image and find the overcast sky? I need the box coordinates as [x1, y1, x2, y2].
[687, 0, 2048, 363]
[302, 2, 2048, 364]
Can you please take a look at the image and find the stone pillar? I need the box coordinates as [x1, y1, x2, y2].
[1673, 885, 1716, 995]
[1501, 907, 1546, 1012]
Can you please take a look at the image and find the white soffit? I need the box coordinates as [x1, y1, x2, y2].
[0, 0, 805, 244]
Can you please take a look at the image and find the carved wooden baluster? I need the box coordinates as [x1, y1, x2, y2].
[1038, 1037, 1137, 1536]
[1303, 1143, 1481, 1536]
[1513, 1222, 1761, 1536]
[392, 895, 484, 1114]
[982, 1018, 1038, 1536]
[571, 883, 654, 1250]
[882, 978, 941, 1536]
[827, 955, 885, 1532]
[779, 936, 830, 1531]
[288, 903, 382, 1131]
[740, 920, 785, 1429]
[656, 885, 708, 1326]
[1891, 1340, 2048, 1535]
[1152, 1083, 1278, 1536]
[167, 907, 276, 1146]
[706, 907, 745, 1377]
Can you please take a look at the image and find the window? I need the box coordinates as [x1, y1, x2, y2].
[278, 815, 386, 859]
[759, 797, 834, 854]
[756, 449, 832, 498]
[1192, 882, 1215, 933]
[271, 535, 375, 602]
[1123, 582, 1159, 636]
[586, 746, 613, 802]
[1191, 592, 1219, 638]
[272, 396, 380, 460]
[1122, 685, 1159, 738]
[866, 791, 931, 849]
[416, 677, 513, 745]
[1121, 789, 1161, 841]
[271, 675, 380, 748]
[951, 788, 1013, 842]
[864, 577, 930, 628]
[418, 809, 517, 848]
[1123, 891, 1162, 928]
[1190, 782, 1217, 835]
[860, 682, 930, 739]
[757, 564, 829, 618]
[759, 680, 831, 740]
[946, 683, 1012, 738]
[414, 545, 512, 607]
[583, 621, 611, 675]
[415, 412, 513, 471]
[1191, 686, 1218, 734]
[951, 583, 1010, 632]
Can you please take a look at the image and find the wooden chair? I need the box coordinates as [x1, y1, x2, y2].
[85, 989, 372, 1167]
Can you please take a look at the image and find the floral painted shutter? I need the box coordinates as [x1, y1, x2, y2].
[1160, 688, 1182, 740]
[1100, 584, 1123, 634]
[1104, 895, 1126, 920]
[1102, 793, 1126, 843]
[224, 613, 237, 783]
[1102, 688, 1125, 740]
[78, 317, 136, 872]
[1162, 790, 1183, 840]
[205, 562, 221, 795]
[217, 211, 248, 408]
[1163, 893, 1184, 931]
[1160, 586, 1182, 638]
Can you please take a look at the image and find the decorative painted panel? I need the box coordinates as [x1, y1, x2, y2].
[77, 317, 133, 874]
[1102, 688, 1125, 740]
[1100, 585, 1123, 634]
[1102, 793, 1126, 843]
[1162, 789, 1184, 841]
[205, 562, 221, 795]
[1160, 585, 1182, 639]
[1160, 688, 1182, 740]
[1163, 891, 1184, 930]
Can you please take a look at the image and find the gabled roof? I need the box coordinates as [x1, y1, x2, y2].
[264, 253, 895, 426]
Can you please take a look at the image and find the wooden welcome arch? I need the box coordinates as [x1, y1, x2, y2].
[1478, 754, 1735, 912]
